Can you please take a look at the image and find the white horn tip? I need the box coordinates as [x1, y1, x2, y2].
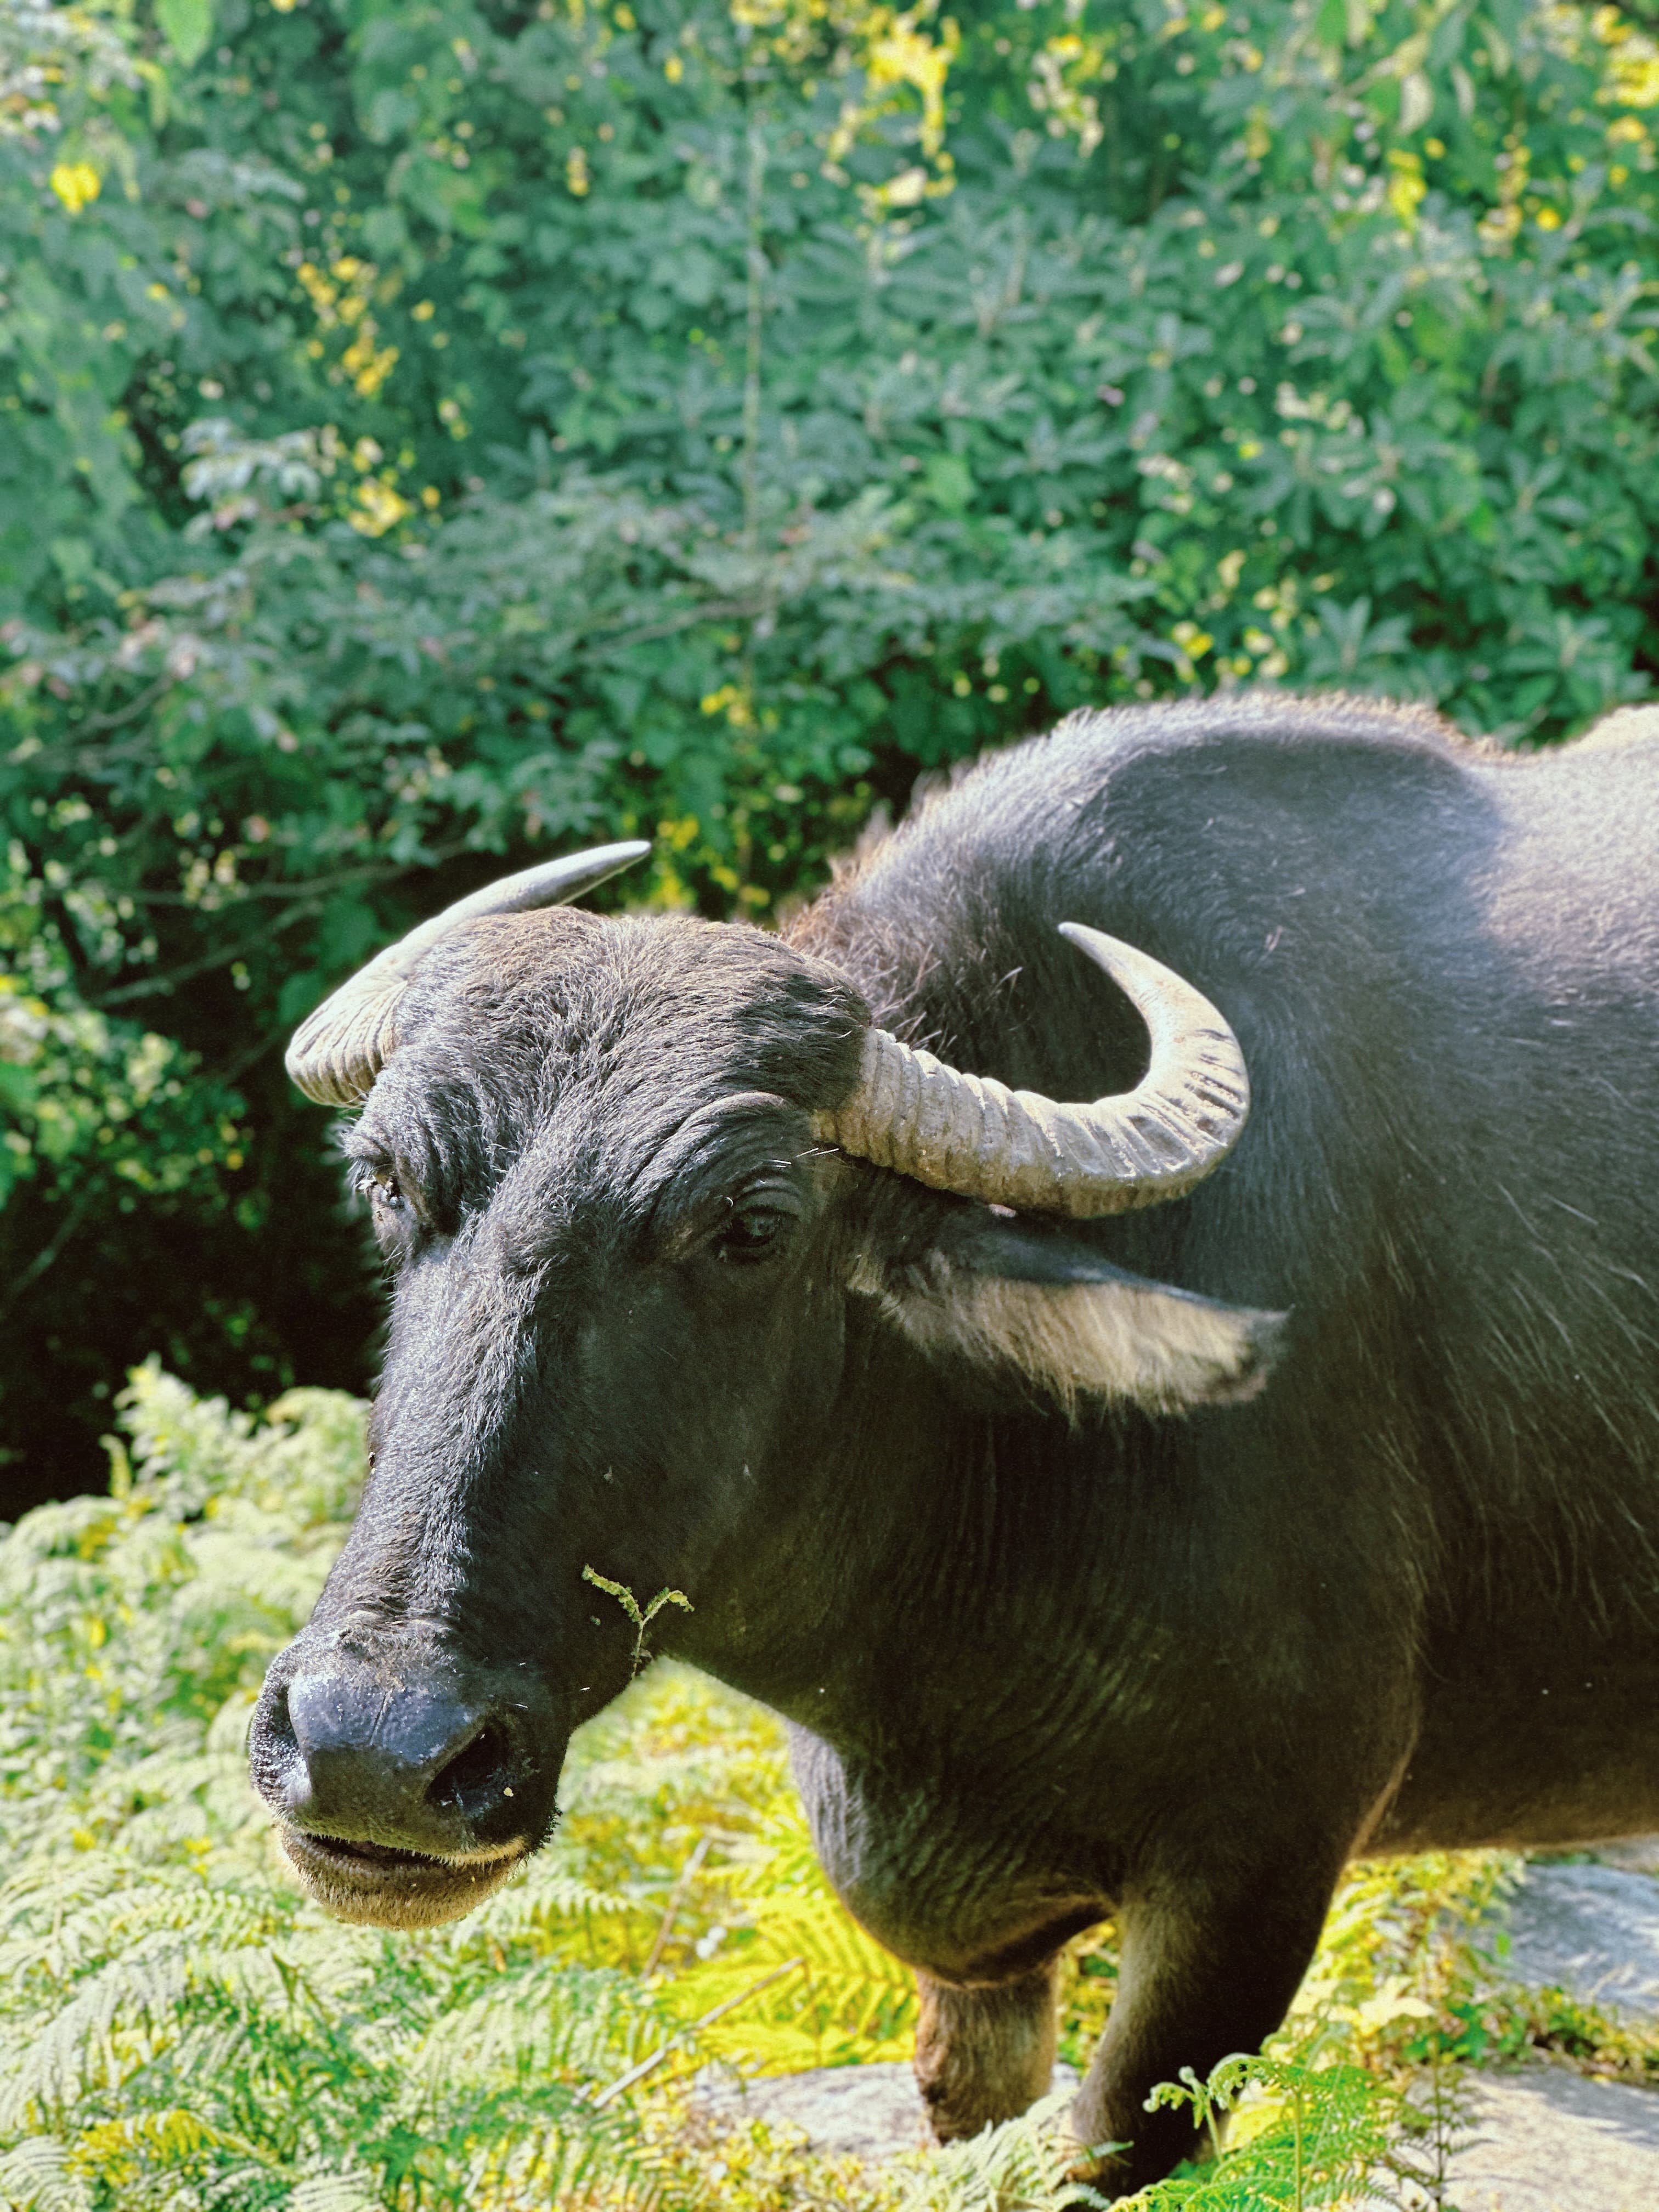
[1057, 919, 1131, 966]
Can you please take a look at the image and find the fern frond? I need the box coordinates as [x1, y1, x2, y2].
[0, 2137, 95, 2212]
[658, 1794, 918, 2071]
[453, 1859, 641, 1945]
[1131, 2049, 1398, 2210]
[280, 2168, 382, 2212]
[888, 2089, 1101, 2212]
[404, 1964, 659, 2105]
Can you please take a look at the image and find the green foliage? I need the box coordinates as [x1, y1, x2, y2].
[5, 0, 1659, 1487]
[1138, 2052, 1395, 2211]
[0, 849, 243, 1356]
[886, 2057, 1398, 2212]
[887, 2089, 1113, 2212]
[665, 1801, 922, 2075]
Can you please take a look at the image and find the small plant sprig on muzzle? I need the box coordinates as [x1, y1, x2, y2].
[582, 1566, 693, 1677]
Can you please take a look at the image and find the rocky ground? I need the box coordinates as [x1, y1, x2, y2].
[703, 1851, 1659, 2207]
[1451, 1848, 1659, 2211]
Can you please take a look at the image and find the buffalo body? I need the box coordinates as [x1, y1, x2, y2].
[252, 695, 1659, 2190]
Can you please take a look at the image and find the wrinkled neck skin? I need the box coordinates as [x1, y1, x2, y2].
[665, 1296, 984, 1724]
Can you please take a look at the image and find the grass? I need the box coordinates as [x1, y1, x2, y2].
[0, 1366, 1651, 2210]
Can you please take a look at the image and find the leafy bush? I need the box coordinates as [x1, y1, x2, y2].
[5, 0, 1659, 1494]
[3, 1367, 1655, 2210]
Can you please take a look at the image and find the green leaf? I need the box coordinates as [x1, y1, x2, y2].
[156, 0, 214, 67]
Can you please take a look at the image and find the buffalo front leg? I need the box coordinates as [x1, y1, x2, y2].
[913, 1956, 1062, 2143]
[1069, 1865, 1336, 2196]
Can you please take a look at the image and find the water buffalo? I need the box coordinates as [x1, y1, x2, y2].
[250, 692, 1659, 2192]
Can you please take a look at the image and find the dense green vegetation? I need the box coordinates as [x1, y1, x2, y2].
[6, 1368, 1655, 2210]
[4, 0, 1659, 1495]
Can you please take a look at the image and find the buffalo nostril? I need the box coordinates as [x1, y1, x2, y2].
[262, 1679, 300, 1758]
[267, 1669, 533, 1850]
[427, 1720, 515, 1814]
[248, 1677, 302, 1807]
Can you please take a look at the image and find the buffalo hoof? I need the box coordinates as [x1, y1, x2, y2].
[912, 1960, 1060, 2143]
[1060, 2089, 1205, 2203]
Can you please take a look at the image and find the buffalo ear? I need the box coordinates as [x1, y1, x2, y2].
[861, 1210, 1286, 1417]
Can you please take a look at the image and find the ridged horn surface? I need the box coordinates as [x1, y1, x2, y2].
[285, 841, 650, 1106]
[810, 923, 1250, 1216]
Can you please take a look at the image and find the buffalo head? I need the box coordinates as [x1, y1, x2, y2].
[249, 845, 1278, 1928]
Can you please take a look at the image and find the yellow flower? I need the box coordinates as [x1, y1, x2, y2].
[49, 162, 101, 214]
[349, 479, 414, 537]
[699, 684, 752, 725]
[342, 323, 398, 399]
[1609, 52, 1659, 106]
[1386, 149, 1426, 234]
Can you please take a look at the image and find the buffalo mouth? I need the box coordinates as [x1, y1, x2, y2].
[281, 1825, 528, 1928]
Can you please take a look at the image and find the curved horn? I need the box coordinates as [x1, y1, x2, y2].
[810, 923, 1249, 1217]
[285, 841, 650, 1107]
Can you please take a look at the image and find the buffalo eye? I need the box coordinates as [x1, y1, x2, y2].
[717, 1201, 789, 1263]
[370, 1167, 404, 1212]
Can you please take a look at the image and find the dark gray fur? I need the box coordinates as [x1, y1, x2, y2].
[251, 693, 1659, 2192]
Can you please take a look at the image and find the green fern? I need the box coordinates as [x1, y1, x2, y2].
[581, 1567, 695, 1678]
[660, 1801, 921, 2073]
[887, 2088, 1109, 2212]
[0, 2138, 94, 2212]
[1131, 2049, 1395, 2211]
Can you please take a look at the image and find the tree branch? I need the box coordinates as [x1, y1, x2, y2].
[0, 1181, 101, 1324]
